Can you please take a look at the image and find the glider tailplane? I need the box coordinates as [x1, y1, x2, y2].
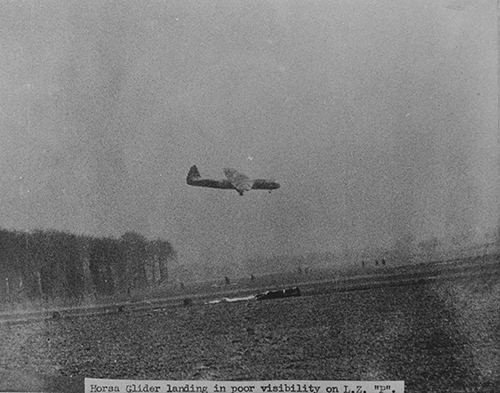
[187, 165, 201, 184]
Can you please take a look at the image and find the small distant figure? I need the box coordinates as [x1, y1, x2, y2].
[375, 260, 379, 266]
[250, 274, 255, 281]
[225, 276, 230, 285]
[381, 258, 386, 266]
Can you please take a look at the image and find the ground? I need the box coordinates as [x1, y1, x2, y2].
[0, 270, 498, 393]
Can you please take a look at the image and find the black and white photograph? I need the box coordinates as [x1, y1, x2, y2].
[0, 0, 498, 392]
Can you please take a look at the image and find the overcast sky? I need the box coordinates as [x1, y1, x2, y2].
[0, 0, 497, 273]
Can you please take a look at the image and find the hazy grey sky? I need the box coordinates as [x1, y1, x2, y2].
[0, 0, 497, 272]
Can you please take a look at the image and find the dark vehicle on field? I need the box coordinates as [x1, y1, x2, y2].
[255, 286, 301, 301]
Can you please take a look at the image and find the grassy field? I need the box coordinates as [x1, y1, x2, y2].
[0, 263, 498, 393]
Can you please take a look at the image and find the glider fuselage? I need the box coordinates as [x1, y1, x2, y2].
[186, 165, 280, 195]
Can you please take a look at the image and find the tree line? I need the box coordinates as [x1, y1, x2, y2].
[0, 229, 175, 303]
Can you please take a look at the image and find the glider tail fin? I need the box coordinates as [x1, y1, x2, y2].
[187, 165, 201, 183]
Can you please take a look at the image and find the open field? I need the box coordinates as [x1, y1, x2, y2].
[0, 260, 499, 393]
[1, 254, 497, 322]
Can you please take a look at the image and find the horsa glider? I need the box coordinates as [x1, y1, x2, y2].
[186, 165, 280, 196]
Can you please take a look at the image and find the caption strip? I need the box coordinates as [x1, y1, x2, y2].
[85, 379, 404, 393]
